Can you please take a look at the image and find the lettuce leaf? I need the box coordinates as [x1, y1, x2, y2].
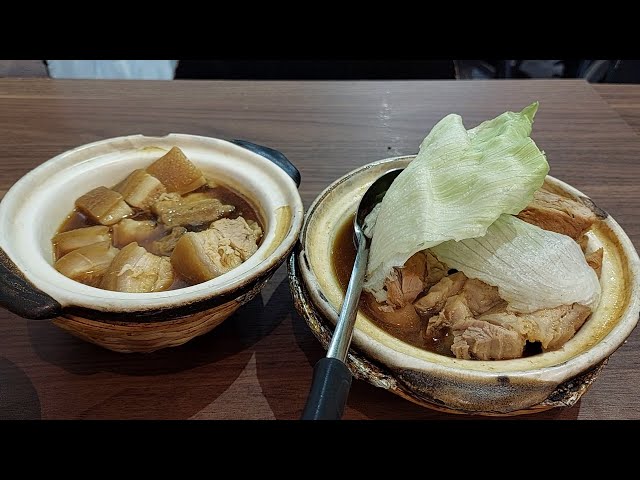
[364, 103, 549, 301]
[431, 215, 601, 313]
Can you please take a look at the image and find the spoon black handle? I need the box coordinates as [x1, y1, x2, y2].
[300, 357, 353, 420]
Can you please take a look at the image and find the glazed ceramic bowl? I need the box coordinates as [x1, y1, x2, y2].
[290, 156, 640, 415]
[0, 134, 304, 353]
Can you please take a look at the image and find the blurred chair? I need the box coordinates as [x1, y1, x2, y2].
[602, 60, 640, 83]
[0, 60, 47, 77]
[455, 59, 640, 83]
[44, 60, 178, 80]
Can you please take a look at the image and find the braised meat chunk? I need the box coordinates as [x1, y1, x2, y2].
[516, 189, 597, 240]
[413, 272, 467, 319]
[76, 186, 133, 226]
[112, 219, 159, 248]
[52, 225, 111, 258]
[171, 216, 262, 283]
[479, 303, 591, 351]
[152, 193, 235, 227]
[54, 241, 119, 286]
[114, 169, 166, 210]
[100, 242, 174, 293]
[451, 320, 526, 360]
[146, 146, 207, 194]
[424, 294, 474, 339]
[460, 278, 503, 316]
[364, 293, 422, 332]
[424, 251, 448, 290]
[384, 251, 428, 308]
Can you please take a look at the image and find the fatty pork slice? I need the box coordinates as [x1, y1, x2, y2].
[52, 225, 111, 258]
[76, 186, 133, 226]
[479, 303, 591, 351]
[100, 242, 174, 292]
[451, 320, 526, 360]
[146, 147, 207, 194]
[152, 192, 235, 228]
[516, 189, 597, 240]
[171, 217, 262, 283]
[55, 240, 119, 286]
[112, 219, 159, 248]
[113, 169, 166, 210]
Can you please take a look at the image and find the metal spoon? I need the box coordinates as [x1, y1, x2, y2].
[301, 168, 404, 420]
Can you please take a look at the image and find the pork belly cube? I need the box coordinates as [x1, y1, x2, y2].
[52, 225, 111, 258]
[152, 193, 235, 227]
[170, 216, 261, 283]
[75, 186, 133, 226]
[114, 169, 166, 210]
[112, 219, 160, 248]
[55, 240, 119, 286]
[100, 242, 174, 293]
[146, 147, 206, 194]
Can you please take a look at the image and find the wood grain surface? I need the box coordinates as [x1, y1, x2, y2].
[594, 84, 640, 134]
[0, 78, 638, 420]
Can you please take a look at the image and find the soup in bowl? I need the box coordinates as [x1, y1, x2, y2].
[291, 156, 640, 415]
[0, 134, 304, 353]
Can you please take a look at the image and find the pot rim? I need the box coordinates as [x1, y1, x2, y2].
[298, 155, 640, 384]
[0, 133, 304, 315]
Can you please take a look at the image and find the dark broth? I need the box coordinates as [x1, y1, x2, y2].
[55, 182, 264, 291]
[332, 213, 454, 357]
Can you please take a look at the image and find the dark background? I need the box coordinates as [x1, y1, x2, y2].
[2, 60, 639, 82]
[172, 60, 638, 82]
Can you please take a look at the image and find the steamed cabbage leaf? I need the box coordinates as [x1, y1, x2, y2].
[364, 103, 549, 301]
[431, 215, 601, 313]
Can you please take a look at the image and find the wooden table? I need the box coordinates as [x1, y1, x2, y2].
[1, 78, 639, 420]
[594, 84, 640, 134]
